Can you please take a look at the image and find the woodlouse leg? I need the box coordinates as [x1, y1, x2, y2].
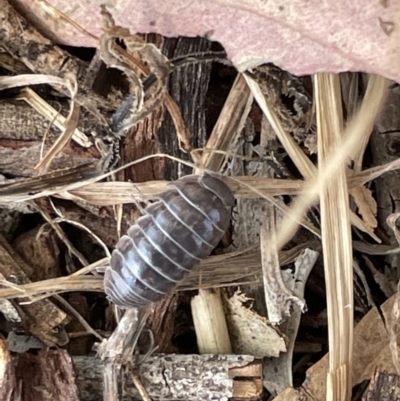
[129, 186, 153, 217]
[135, 329, 159, 365]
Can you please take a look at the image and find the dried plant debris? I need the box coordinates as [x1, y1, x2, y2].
[0, 233, 68, 346]
[272, 293, 400, 401]
[1, 2, 400, 401]
[98, 6, 172, 137]
[248, 64, 316, 154]
[223, 290, 287, 358]
[0, 0, 121, 122]
[263, 248, 319, 395]
[362, 371, 400, 400]
[74, 354, 262, 401]
[191, 289, 232, 354]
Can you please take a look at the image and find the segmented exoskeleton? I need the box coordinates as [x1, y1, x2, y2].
[104, 173, 235, 308]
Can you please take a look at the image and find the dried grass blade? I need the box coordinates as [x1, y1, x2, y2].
[272, 75, 388, 252]
[315, 72, 353, 401]
[200, 73, 253, 171]
[0, 73, 82, 174]
[343, 75, 390, 237]
[351, 158, 400, 186]
[243, 73, 315, 179]
[260, 202, 306, 325]
[34, 75, 80, 175]
[349, 75, 389, 171]
[16, 87, 91, 148]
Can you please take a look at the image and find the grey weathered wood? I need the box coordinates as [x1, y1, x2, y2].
[74, 353, 256, 401]
[370, 84, 400, 281]
[0, 141, 98, 177]
[362, 371, 400, 400]
[0, 100, 100, 141]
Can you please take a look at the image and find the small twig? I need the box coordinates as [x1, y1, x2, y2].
[127, 363, 153, 401]
[34, 201, 89, 270]
[53, 294, 104, 341]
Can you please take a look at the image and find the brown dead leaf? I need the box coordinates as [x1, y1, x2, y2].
[273, 294, 400, 401]
[17, 0, 400, 82]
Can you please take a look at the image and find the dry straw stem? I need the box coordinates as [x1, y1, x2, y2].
[57, 156, 400, 204]
[263, 73, 388, 401]
[198, 73, 253, 172]
[314, 73, 353, 401]
[191, 289, 233, 354]
[269, 74, 389, 253]
[15, 87, 91, 148]
[1, 157, 399, 206]
[0, 241, 313, 301]
[244, 73, 380, 242]
[0, 74, 80, 175]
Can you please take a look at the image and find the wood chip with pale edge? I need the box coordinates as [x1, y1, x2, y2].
[223, 290, 287, 358]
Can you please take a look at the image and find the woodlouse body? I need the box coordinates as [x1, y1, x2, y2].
[104, 174, 235, 308]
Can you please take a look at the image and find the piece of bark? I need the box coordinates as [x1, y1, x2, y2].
[157, 36, 213, 179]
[6, 331, 45, 353]
[370, 85, 400, 279]
[0, 233, 68, 346]
[0, 338, 80, 401]
[0, 0, 118, 122]
[0, 99, 99, 143]
[0, 336, 15, 401]
[12, 225, 63, 281]
[146, 293, 179, 354]
[64, 293, 94, 356]
[16, 349, 80, 401]
[0, 140, 99, 177]
[118, 34, 165, 183]
[362, 371, 400, 400]
[0, 158, 107, 204]
[0, 208, 21, 240]
[74, 354, 262, 401]
[223, 290, 286, 359]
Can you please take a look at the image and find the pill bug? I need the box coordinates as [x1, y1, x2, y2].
[104, 173, 235, 308]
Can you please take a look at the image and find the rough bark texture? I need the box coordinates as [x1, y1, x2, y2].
[16, 349, 80, 401]
[0, 340, 80, 401]
[12, 225, 63, 281]
[0, 0, 120, 121]
[0, 337, 15, 401]
[74, 354, 261, 401]
[0, 100, 99, 142]
[370, 86, 400, 278]
[0, 140, 99, 177]
[146, 293, 180, 354]
[0, 233, 68, 346]
[157, 36, 213, 179]
[362, 371, 400, 400]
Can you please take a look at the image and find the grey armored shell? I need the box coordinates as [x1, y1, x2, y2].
[104, 174, 235, 308]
